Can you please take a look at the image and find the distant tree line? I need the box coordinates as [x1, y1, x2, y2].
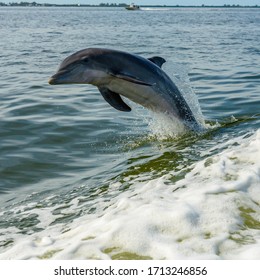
[0, 2, 128, 6]
[4, 1, 40, 5]
[99, 3, 127, 6]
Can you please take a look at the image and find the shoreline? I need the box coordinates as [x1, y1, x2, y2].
[1, 3, 259, 8]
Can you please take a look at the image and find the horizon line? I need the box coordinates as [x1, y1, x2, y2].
[1, 2, 259, 7]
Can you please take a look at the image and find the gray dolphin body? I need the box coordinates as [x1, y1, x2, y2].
[49, 48, 203, 131]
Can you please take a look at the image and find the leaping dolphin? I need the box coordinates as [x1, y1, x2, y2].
[49, 48, 204, 131]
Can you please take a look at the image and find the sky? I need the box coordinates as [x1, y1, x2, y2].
[14, 0, 260, 6]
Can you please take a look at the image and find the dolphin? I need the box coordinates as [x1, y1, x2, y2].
[49, 48, 203, 131]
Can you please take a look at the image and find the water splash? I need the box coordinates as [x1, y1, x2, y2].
[146, 61, 207, 139]
[147, 112, 187, 140]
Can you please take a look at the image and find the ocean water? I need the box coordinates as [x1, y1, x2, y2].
[0, 7, 260, 260]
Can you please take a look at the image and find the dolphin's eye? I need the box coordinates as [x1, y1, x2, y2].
[82, 57, 89, 63]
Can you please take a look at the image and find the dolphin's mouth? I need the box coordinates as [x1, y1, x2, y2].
[48, 69, 72, 85]
[48, 77, 56, 85]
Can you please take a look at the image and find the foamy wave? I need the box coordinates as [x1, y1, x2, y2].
[1, 130, 259, 259]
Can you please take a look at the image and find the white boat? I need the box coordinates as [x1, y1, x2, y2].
[125, 3, 140, 10]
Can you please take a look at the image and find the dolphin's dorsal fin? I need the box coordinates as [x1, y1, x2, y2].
[148, 56, 166, 68]
[98, 87, 131, 112]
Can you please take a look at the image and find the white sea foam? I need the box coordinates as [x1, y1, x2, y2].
[1, 130, 259, 260]
[141, 8, 173, 11]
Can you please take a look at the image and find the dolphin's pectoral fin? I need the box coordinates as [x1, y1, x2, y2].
[98, 87, 131, 112]
[148, 56, 166, 68]
[110, 73, 153, 86]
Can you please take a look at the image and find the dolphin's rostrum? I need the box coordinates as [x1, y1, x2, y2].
[49, 48, 204, 131]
